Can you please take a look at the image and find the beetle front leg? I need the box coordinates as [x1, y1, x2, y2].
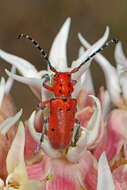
[34, 118, 48, 154]
[72, 79, 77, 86]
[42, 73, 54, 92]
[73, 119, 81, 146]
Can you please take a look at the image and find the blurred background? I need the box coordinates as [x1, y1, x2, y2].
[0, 0, 126, 119]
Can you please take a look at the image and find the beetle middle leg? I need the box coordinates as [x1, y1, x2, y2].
[34, 118, 48, 154]
[73, 119, 81, 146]
[37, 100, 50, 110]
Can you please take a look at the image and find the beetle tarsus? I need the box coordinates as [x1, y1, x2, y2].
[73, 119, 81, 146]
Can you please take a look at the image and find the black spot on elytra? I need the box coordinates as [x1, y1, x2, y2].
[62, 98, 67, 102]
[59, 90, 62, 93]
[58, 108, 62, 112]
[51, 128, 55, 132]
[67, 108, 71, 111]
[59, 84, 62, 87]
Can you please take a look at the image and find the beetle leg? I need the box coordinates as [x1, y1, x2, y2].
[37, 100, 50, 109]
[42, 74, 54, 92]
[43, 83, 53, 91]
[34, 118, 48, 154]
[42, 73, 50, 80]
[72, 80, 77, 86]
[73, 119, 81, 146]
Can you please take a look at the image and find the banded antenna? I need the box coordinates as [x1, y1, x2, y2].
[71, 38, 118, 73]
[17, 34, 56, 72]
[17, 33, 118, 73]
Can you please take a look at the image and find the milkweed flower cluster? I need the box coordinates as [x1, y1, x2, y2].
[0, 17, 126, 190]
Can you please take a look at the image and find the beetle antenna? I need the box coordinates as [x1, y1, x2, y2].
[17, 34, 56, 72]
[72, 39, 118, 72]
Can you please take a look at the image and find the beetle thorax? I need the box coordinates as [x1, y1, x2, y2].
[53, 72, 74, 97]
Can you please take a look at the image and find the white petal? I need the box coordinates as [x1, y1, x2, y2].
[78, 46, 85, 57]
[0, 49, 39, 78]
[49, 18, 71, 72]
[77, 46, 94, 93]
[5, 66, 16, 94]
[28, 111, 41, 141]
[96, 56, 121, 106]
[28, 111, 61, 158]
[115, 41, 127, 68]
[0, 179, 4, 188]
[71, 27, 109, 92]
[83, 69, 94, 94]
[114, 42, 127, 103]
[86, 95, 102, 147]
[78, 28, 122, 106]
[78, 47, 94, 94]
[6, 121, 25, 174]
[121, 77, 127, 103]
[102, 90, 112, 120]
[97, 152, 115, 190]
[0, 77, 5, 108]
[115, 42, 127, 79]
[67, 130, 87, 163]
[72, 59, 90, 84]
[0, 109, 22, 135]
[73, 26, 109, 69]
[72, 71, 87, 98]
[72, 47, 94, 98]
[72, 46, 91, 81]
[5, 69, 42, 100]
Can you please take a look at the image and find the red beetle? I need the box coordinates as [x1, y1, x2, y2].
[18, 34, 117, 152]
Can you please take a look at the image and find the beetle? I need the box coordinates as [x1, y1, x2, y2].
[18, 34, 118, 152]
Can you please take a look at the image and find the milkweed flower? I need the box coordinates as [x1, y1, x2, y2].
[98, 151, 127, 190]
[78, 34, 127, 154]
[0, 121, 42, 190]
[0, 17, 124, 189]
[78, 33, 126, 109]
[78, 27, 127, 189]
[0, 17, 109, 158]
[0, 67, 22, 180]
